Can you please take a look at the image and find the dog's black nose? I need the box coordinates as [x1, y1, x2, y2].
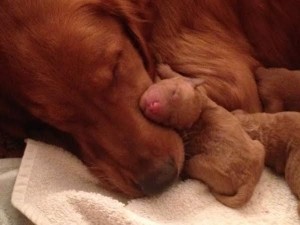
[138, 160, 178, 195]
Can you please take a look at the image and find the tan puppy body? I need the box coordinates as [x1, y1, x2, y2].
[184, 99, 265, 208]
[256, 68, 300, 112]
[140, 65, 265, 208]
[234, 111, 300, 212]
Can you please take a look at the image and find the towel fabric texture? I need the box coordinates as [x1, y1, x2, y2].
[0, 139, 298, 225]
[0, 158, 32, 225]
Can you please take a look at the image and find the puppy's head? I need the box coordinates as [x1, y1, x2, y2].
[0, 0, 183, 197]
[140, 64, 205, 130]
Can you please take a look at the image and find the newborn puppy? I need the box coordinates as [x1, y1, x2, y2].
[256, 67, 300, 112]
[139, 66, 205, 129]
[233, 110, 300, 213]
[140, 65, 265, 208]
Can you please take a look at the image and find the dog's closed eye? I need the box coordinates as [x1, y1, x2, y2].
[112, 50, 123, 79]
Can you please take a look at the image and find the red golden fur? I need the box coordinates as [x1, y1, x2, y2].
[0, 0, 299, 197]
[255, 68, 300, 112]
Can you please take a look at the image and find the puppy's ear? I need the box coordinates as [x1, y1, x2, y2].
[188, 78, 205, 88]
[95, 0, 156, 76]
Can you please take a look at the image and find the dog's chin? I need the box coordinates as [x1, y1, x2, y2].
[100, 181, 144, 198]
[88, 166, 144, 198]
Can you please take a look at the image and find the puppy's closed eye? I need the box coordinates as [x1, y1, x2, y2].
[171, 88, 180, 102]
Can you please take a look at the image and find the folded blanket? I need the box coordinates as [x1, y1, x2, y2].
[8, 140, 300, 225]
[0, 158, 32, 225]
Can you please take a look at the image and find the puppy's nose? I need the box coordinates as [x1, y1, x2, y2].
[138, 160, 178, 195]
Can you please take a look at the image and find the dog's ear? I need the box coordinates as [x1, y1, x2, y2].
[95, 0, 156, 76]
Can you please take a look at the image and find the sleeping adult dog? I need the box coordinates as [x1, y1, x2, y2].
[0, 0, 299, 197]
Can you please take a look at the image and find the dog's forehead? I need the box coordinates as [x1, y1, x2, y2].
[41, 12, 125, 68]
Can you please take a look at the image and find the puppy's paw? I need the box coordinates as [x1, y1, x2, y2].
[157, 64, 180, 79]
[212, 187, 252, 208]
[157, 64, 172, 74]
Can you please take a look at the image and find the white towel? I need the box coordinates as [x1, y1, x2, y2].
[0, 158, 32, 225]
[9, 140, 300, 225]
